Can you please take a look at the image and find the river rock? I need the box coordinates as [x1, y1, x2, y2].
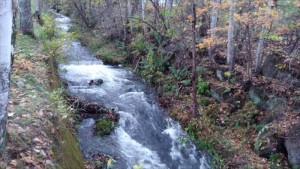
[89, 79, 103, 86]
[285, 124, 300, 168]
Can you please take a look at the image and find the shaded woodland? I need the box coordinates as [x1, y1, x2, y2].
[0, 0, 300, 168]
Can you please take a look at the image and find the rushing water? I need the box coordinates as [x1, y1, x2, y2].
[55, 13, 210, 169]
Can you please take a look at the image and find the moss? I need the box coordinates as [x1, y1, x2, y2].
[47, 50, 85, 169]
[46, 56, 63, 90]
[52, 119, 85, 169]
[94, 118, 115, 136]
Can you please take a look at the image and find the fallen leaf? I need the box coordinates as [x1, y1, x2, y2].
[22, 156, 34, 164]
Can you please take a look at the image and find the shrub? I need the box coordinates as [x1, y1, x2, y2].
[39, 14, 76, 62]
[197, 77, 210, 96]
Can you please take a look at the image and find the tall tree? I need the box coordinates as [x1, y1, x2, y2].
[118, 0, 127, 40]
[127, 0, 133, 33]
[153, 0, 159, 27]
[191, 0, 198, 117]
[36, 0, 42, 13]
[141, 0, 146, 33]
[227, 0, 235, 72]
[165, 0, 173, 10]
[0, 0, 13, 154]
[19, 0, 34, 36]
[209, 0, 220, 57]
[254, 0, 273, 73]
[165, 0, 173, 28]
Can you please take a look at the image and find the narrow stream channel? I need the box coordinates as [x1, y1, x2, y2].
[55, 13, 210, 169]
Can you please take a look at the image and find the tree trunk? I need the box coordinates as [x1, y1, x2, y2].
[209, 0, 220, 57]
[165, 0, 173, 10]
[125, 0, 129, 33]
[19, 0, 34, 36]
[128, 0, 133, 34]
[165, 0, 173, 28]
[11, 0, 18, 65]
[141, 0, 146, 33]
[227, 0, 235, 72]
[149, 0, 168, 32]
[34, 0, 44, 25]
[0, 0, 13, 155]
[245, 0, 254, 80]
[153, 0, 159, 27]
[198, 0, 208, 37]
[191, 1, 198, 117]
[254, 0, 272, 73]
[118, 0, 127, 40]
[72, 1, 91, 28]
[37, 0, 42, 12]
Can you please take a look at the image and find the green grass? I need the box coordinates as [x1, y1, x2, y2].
[69, 23, 127, 65]
[95, 43, 125, 65]
[15, 35, 39, 58]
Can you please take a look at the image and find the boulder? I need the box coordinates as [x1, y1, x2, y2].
[263, 97, 286, 112]
[285, 57, 300, 79]
[210, 86, 232, 103]
[285, 124, 300, 168]
[291, 90, 300, 111]
[213, 49, 227, 65]
[89, 79, 103, 86]
[261, 51, 286, 79]
[249, 88, 263, 106]
[248, 87, 287, 123]
[248, 87, 286, 110]
[261, 52, 300, 87]
[254, 124, 285, 158]
[210, 86, 244, 108]
[216, 70, 225, 81]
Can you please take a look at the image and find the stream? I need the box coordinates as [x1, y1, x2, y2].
[55, 13, 210, 169]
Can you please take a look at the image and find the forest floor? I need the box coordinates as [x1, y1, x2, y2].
[0, 34, 57, 168]
[75, 28, 300, 168]
[156, 55, 299, 169]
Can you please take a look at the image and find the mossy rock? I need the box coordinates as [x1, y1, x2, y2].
[210, 86, 244, 108]
[261, 51, 286, 79]
[94, 118, 115, 136]
[254, 124, 285, 159]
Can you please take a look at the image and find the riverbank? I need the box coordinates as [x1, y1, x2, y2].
[0, 16, 86, 168]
